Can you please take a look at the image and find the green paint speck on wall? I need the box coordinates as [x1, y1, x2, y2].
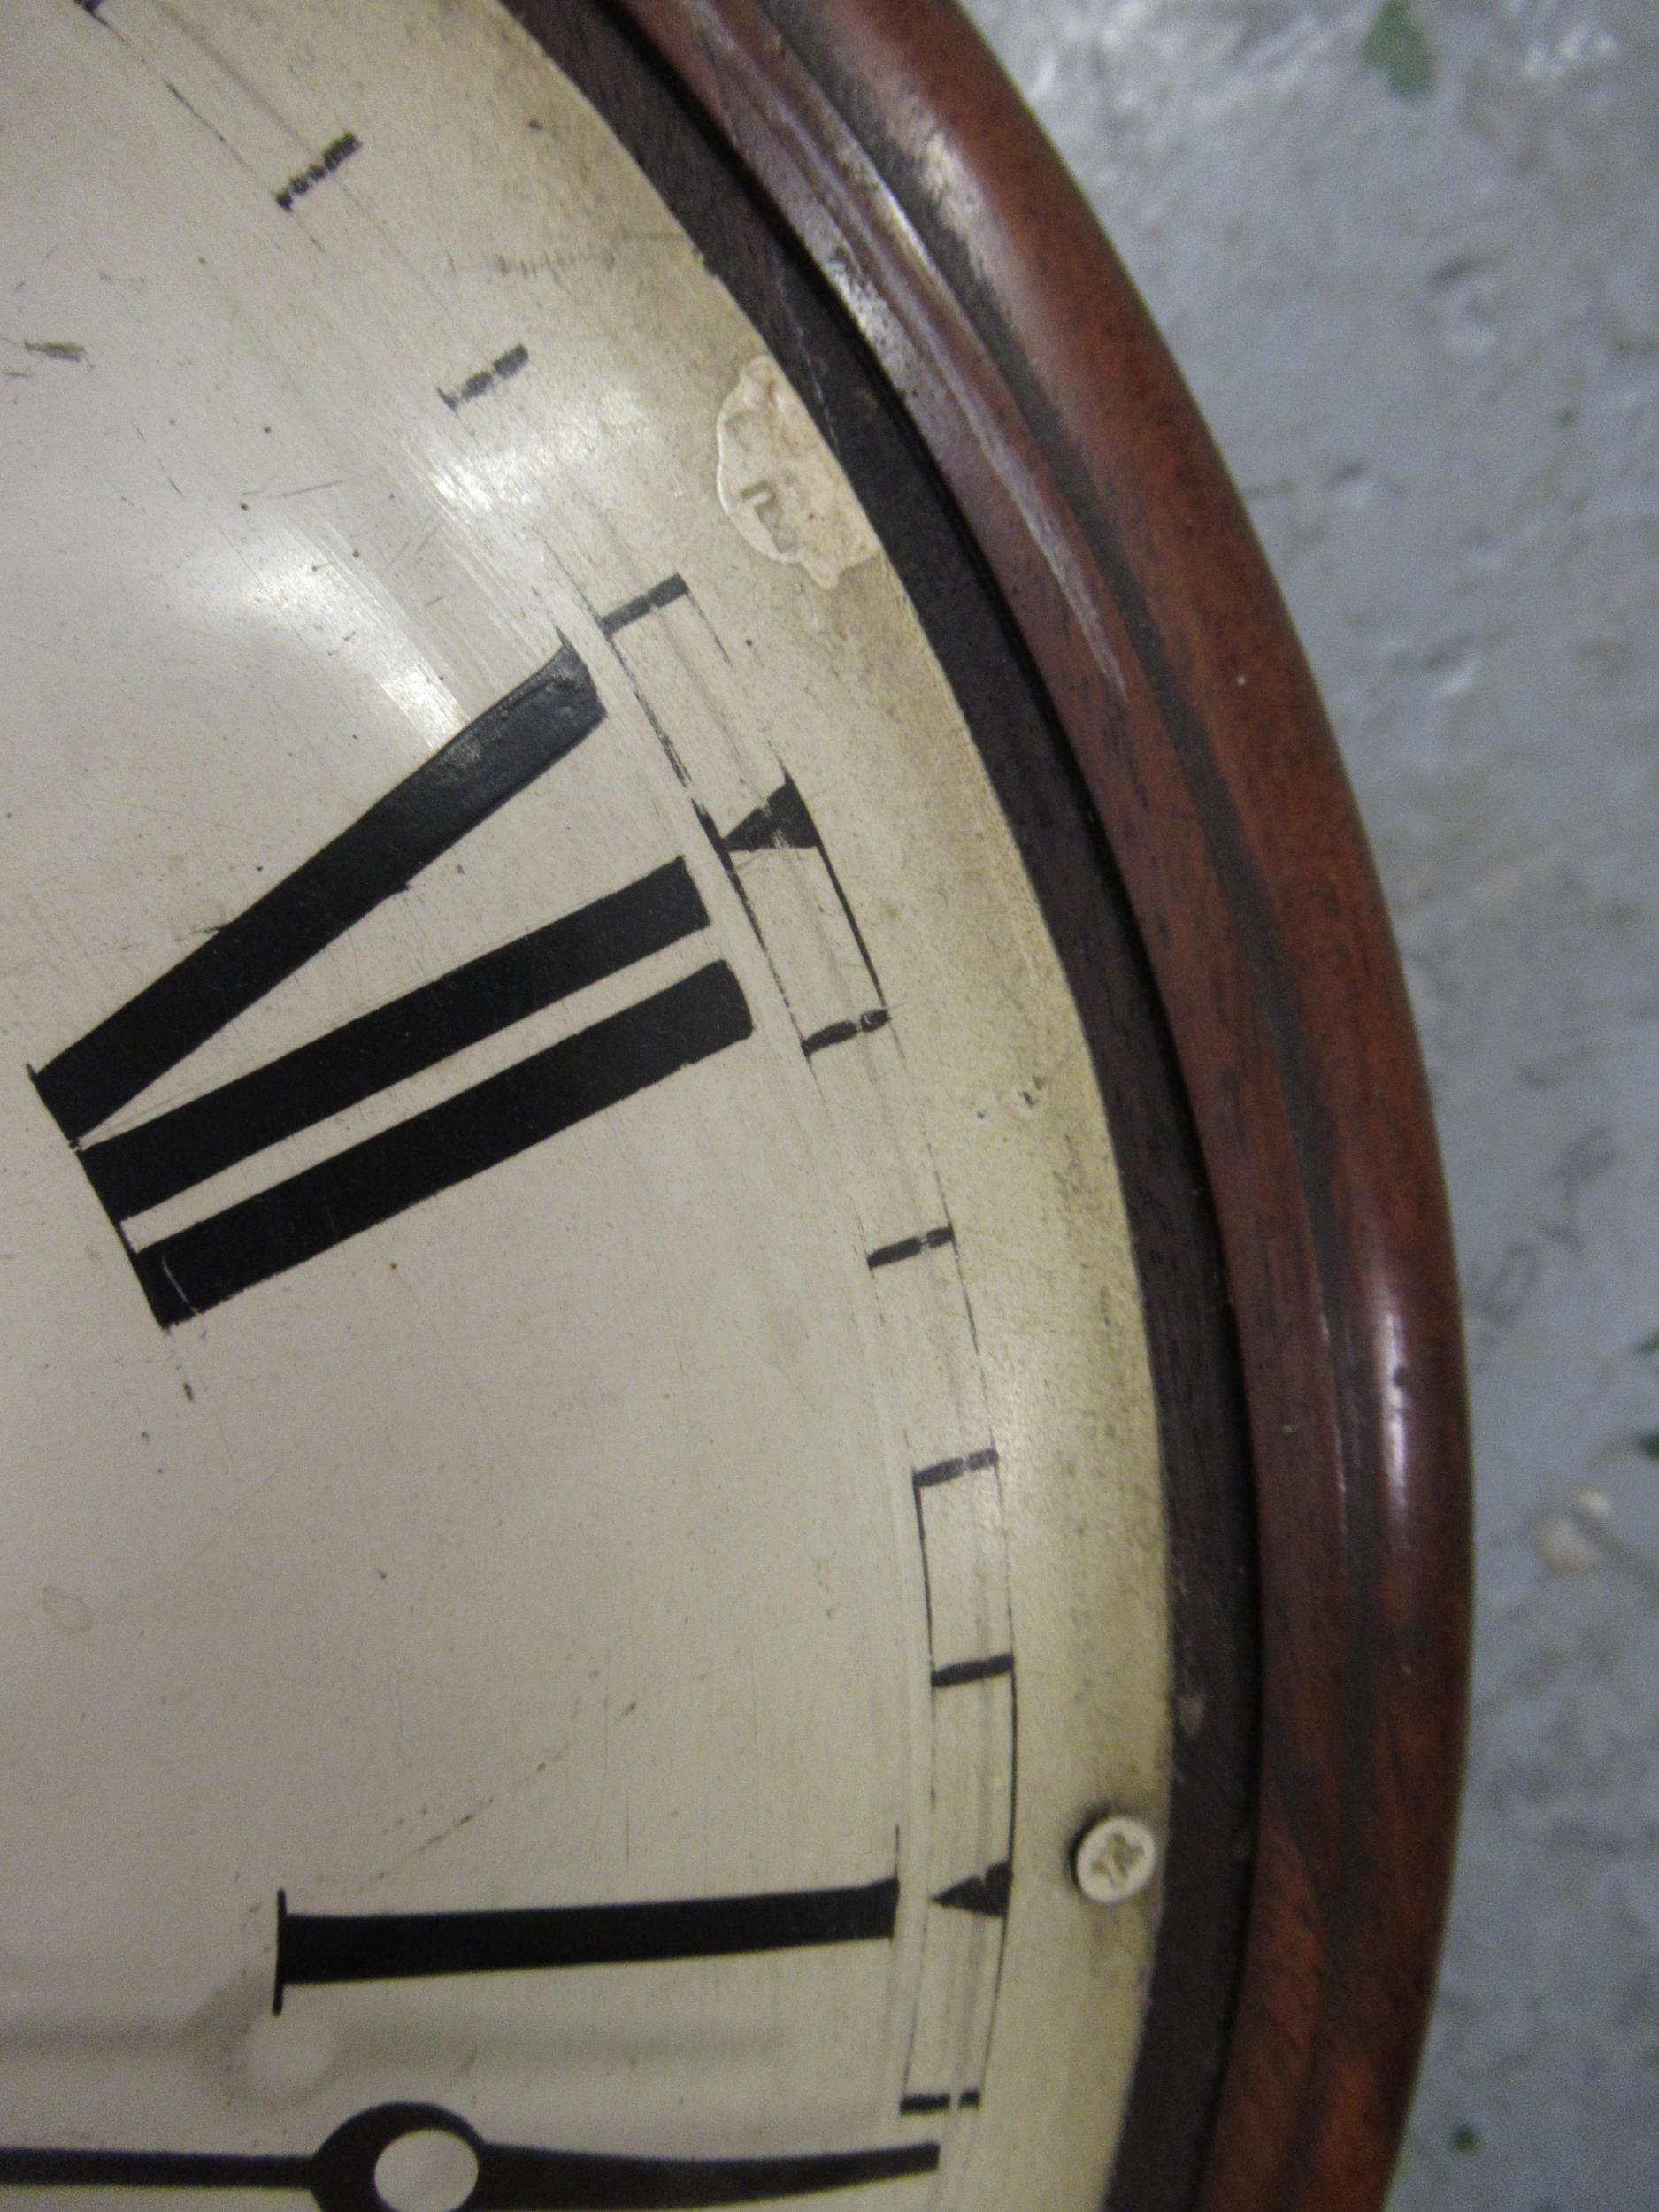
[1363, 0, 1436, 100]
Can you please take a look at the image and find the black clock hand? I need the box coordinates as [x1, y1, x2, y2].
[0, 2103, 941, 2210]
[0, 2147, 311, 2193]
[341, 2107, 941, 2209]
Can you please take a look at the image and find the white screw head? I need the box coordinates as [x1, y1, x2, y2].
[1072, 1814, 1158, 1904]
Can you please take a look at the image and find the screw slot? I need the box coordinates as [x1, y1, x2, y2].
[1072, 1813, 1157, 1904]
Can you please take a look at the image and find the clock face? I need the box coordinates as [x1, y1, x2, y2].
[0, 3, 1176, 2209]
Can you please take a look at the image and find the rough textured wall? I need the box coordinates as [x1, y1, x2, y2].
[961, 4, 1659, 2208]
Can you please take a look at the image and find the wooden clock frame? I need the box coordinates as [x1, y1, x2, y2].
[508, 5, 1474, 2211]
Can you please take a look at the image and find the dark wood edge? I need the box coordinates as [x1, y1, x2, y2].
[512, 9, 1261, 2200]
[576, 3, 1472, 2208]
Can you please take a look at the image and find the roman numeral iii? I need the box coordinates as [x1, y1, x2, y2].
[31, 638, 752, 1327]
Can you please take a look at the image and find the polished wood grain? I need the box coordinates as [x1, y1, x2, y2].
[521, 4, 1472, 2208]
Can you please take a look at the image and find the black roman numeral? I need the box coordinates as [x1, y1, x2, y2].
[120, 956, 749, 1327]
[31, 635, 754, 1325]
[71, 859, 706, 1225]
[35, 643, 604, 1144]
[272, 1874, 900, 2009]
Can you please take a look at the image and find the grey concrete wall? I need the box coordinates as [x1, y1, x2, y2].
[961, 4, 1659, 2206]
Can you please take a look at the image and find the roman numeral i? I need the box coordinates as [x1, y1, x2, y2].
[31, 631, 752, 1328]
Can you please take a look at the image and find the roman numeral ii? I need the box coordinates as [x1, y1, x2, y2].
[31, 635, 752, 1327]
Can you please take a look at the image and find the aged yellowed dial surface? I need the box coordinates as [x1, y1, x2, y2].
[0, 2, 1170, 2207]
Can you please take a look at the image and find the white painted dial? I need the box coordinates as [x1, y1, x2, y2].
[0, 2, 1170, 2208]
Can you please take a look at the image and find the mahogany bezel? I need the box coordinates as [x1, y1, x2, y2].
[518, 4, 1473, 2208]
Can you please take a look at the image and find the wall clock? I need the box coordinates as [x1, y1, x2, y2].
[0, 4, 1470, 2212]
